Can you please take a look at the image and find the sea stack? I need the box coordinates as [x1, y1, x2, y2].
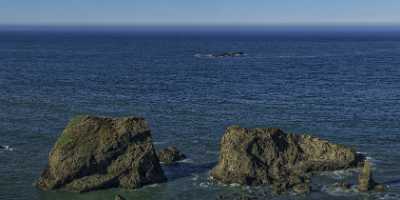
[158, 146, 186, 165]
[210, 126, 362, 194]
[36, 115, 167, 192]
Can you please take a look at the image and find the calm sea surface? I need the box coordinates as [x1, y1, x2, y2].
[1, 29, 400, 200]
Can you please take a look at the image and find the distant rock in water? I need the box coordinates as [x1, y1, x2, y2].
[158, 146, 186, 165]
[211, 51, 245, 58]
[36, 115, 167, 193]
[210, 126, 363, 194]
[358, 160, 384, 192]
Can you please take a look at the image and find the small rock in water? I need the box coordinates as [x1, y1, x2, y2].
[357, 160, 384, 192]
[211, 51, 245, 58]
[114, 195, 126, 200]
[158, 146, 186, 165]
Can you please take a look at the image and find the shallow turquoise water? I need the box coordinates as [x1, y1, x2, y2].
[1, 30, 400, 200]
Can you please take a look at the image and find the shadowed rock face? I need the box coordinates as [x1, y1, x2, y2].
[36, 115, 166, 192]
[158, 146, 186, 165]
[210, 126, 362, 193]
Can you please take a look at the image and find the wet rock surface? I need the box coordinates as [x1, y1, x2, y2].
[158, 146, 186, 165]
[211, 126, 362, 194]
[36, 115, 166, 192]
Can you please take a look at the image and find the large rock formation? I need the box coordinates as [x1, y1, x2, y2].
[158, 146, 186, 165]
[36, 115, 167, 192]
[210, 126, 362, 194]
[358, 160, 384, 192]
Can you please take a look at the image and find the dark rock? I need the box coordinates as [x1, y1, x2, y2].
[158, 146, 186, 165]
[211, 52, 245, 58]
[36, 115, 167, 192]
[358, 160, 384, 192]
[210, 126, 362, 194]
[115, 195, 126, 200]
[0, 145, 4, 150]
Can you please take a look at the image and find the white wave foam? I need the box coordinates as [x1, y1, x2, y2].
[153, 141, 167, 145]
[177, 158, 194, 164]
[320, 169, 357, 179]
[191, 174, 199, 181]
[374, 193, 400, 200]
[321, 184, 358, 196]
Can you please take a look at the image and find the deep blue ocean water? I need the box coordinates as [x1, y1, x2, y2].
[1, 29, 400, 200]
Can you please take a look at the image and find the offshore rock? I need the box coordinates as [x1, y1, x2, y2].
[357, 160, 384, 192]
[211, 51, 244, 58]
[158, 146, 186, 165]
[36, 115, 166, 192]
[210, 126, 362, 194]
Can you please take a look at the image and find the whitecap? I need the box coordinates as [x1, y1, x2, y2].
[199, 182, 210, 188]
[319, 169, 357, 179]
[191, 174, 199, 181]
[147, 183, 159, 188]
[153, 141, 167, 145]
[229, 183, 241, 187]
[177, 158, 194, 164]
[374, 193, 400, 200]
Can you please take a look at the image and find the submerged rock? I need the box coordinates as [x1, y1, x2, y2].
[158, 146, 186, 165]
[36, 115, 166, 192]
[210, 126, 362, 194]
[357, 160, 384, 192]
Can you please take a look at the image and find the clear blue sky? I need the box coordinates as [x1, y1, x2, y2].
[1, 0, 400, 25]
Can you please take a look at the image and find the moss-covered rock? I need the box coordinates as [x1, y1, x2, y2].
[210, 126, 363, 194]
[36, 115, 166, 192]
[158, 146, 186, 165]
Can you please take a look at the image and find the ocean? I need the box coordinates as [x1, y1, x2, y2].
[1, 27, 400, 200]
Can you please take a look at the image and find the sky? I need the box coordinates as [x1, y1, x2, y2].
[1, 0, 400, 26]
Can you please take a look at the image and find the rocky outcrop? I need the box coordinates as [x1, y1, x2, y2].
[358, 160, 384, 192]
[36, 115, 167, 192]
[158, 146, 186, 165]
[210, 126, 362, 194]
